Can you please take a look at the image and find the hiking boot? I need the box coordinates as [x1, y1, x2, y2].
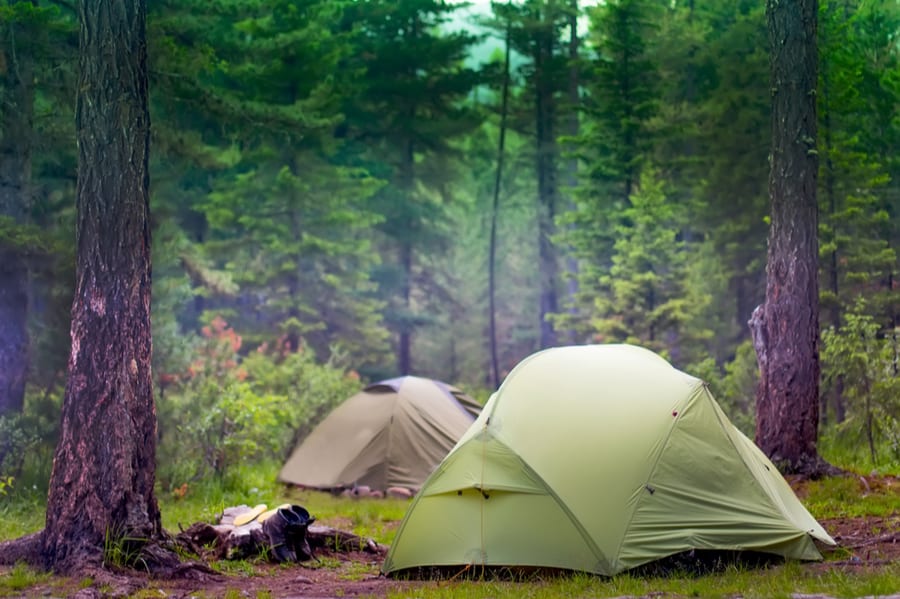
[262, 508, 298, 563]
[285, 505, 315, 561]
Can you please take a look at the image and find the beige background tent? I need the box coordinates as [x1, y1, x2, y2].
[278, 375, 481, 492]
[383, 344, 834, 576]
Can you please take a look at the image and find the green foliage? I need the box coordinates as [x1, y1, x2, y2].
[0, 562, 51, 595]
[0, 413, 36, 484]
[240, 343, 362, 450]
[589, 169, 710, 359]
[156, 317, 278, 485]
[561, 0, 663, 338]
[688, 340, 758, 437]
[156, 316, 361, 490]
[164, 0, 395, 369]
[0, 475, 12, 496]
[0, 388, 63, 493]
[0, 484, 47, 539]
[384, 561, 900, 599]
[337, 0, 486, 371]
[0, 217, 51, 255]
[818, 0, 899, 340]
[657, 0, 770, 336]
[583, 0, 661, 191]
[103, 526, 149, 571]
[802, 475, 900, 519]
[821, 302, 900, 467]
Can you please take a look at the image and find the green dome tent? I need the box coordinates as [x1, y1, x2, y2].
[278, 375, 481, 493]
[382, 344, 834, 576]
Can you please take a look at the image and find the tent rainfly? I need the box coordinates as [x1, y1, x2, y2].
[278, 375, 481, 493]
[382, 344, 835, 576]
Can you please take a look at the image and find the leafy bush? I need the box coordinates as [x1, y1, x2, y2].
[240, 340, 362, 457]
[156, 317, 361, 491]
[821, 302, 900, 468]
[0, 388, 63, 493]
[688, 340, 758, 437]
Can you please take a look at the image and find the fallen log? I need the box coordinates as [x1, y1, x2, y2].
[307, 524, 387, 555]
[173, 505, 386, 562]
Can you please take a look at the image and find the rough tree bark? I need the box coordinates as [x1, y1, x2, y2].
[38, 0, 171, 574]
[750, 0, 833, 477]
[0, 1, 36, 418]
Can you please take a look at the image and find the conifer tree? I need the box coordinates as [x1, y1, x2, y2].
[338, 0, 483, 374]
[0, 0, 76, 416]
[591, 169, 705, 360]
[0, 0, 38, 417]
[562, 0, 661, 339]
[818, 0, 899, 423]
[196, 0, 390, 368]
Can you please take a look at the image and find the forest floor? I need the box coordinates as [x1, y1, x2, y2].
[125, 515, 900, 599]
[3, 476, 898, 599]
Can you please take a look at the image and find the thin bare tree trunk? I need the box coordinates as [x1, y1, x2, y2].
[488, 5, 512, 389]
[534, 7, 559, 349]
[562, 0, 580, 344]
[0, 2, 36, 417]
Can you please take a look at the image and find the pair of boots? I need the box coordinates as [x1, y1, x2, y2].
[262, 504, 315, 563]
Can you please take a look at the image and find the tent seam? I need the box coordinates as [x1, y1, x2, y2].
[613, 380, 705, 570]
[704, 386, 807, 531]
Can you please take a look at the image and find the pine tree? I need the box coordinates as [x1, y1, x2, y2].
[562, 0, 661, 339]
[193, 0, 391, 368]
[818, 0, 899, 423]
[0, 0, 75, 416]
[591, 169, 705, 360]
[339, 0, 484, 374]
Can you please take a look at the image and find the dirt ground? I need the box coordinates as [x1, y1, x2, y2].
[6, 477, 899, 599]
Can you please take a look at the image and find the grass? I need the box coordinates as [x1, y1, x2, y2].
[1, 460, 898, 598]
[0, 561, 51, 594]
[803, 474, 900, 519]
[819, 431, 900, 477]
[385, 562, 900, 599]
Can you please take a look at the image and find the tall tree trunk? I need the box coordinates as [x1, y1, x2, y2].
[396, 127, 416, 375]
[488, 6, 512, 389]
[535, 13, 559, 349]
[398, 240, 412, 375]
[0, 3, 36, 417]
[818, 8, 845, 425]
[750, 0, 832, 477]
[562, 0, 580, 343]
[41, 0, 166, 574]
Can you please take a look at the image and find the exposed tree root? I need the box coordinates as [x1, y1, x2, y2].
[173, 519, 387, 562]
[844, 532, 900, 549]
[780, 455, 847, 480]
[0, 529, 218, 583]
[0, 531, 43, 567]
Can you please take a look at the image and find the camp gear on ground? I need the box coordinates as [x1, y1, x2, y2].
[257, 503, 292, 523]
[278, 375, 482, 492]
[232, 503, 268, 527]
[286, 505, 316, 561]
[262, 505, 316, 563]
[382, 344, 835, 577]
